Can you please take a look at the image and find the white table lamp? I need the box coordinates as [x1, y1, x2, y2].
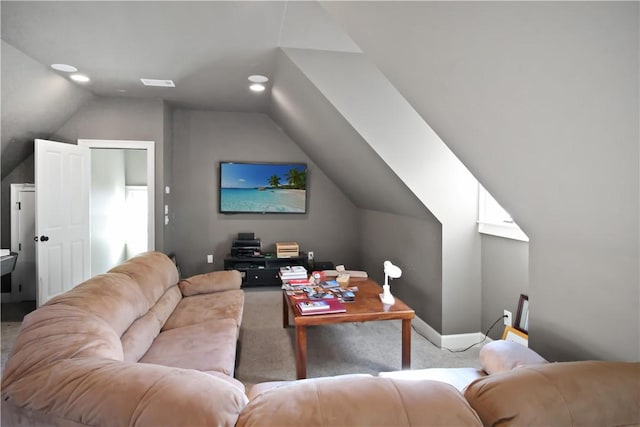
[380, 260, 402, 305]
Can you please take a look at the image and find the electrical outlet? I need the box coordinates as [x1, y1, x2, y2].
[308, 251, 314, 260]
[207, 254, 213, 264]
[504, 310, 512, 326]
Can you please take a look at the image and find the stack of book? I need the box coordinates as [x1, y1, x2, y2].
[296, 299, 346, 315]
[279, 265, 308, 281]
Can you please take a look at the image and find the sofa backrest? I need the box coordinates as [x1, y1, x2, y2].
[108, 252, 182, 361]
[464, 360, 640, 426]
[236, 375, 483, 427]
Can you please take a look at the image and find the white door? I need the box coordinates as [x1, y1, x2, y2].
[35, 139, 91, 306]
[10, 184, 36, 301]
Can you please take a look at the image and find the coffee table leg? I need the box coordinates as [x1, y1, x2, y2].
[402, 319, 411, 369]
[296, 325, 307, 379]
[282, 292, 289, 328]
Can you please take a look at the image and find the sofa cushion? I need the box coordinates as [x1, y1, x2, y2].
[236, 376, 482, 427]
[479, 339, 548, 374]
[140, 318, 239, 376]
[464, 361, 640, 426]
[163, 289, 244, 331]
[379, 367, 486, 392]
[179, 270, 242, 296]
[121, 285, 182, 362]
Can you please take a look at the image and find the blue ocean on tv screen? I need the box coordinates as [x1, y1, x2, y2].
[220, 188, 306, 213]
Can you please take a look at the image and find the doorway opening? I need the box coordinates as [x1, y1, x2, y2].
[78, 140, 155, 275]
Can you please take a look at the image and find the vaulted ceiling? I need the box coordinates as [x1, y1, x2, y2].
[0, 1, 360, 178]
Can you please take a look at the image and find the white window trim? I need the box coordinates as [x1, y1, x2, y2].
[478, 184, 529, 243]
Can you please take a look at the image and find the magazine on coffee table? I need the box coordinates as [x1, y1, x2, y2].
[296, 299, 346, 315]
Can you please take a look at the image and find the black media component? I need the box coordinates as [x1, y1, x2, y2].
[224, 253, 308, 287]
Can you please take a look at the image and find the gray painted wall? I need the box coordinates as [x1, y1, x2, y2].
[481, 235, 529, 340]
[124, 149, 147, 186]
[162, 104, 175, 257]
[324, 1, 639, 362]
[52, 96, 167, 252]
[360, 209, 442, 330]
[171, 109, 360, 277]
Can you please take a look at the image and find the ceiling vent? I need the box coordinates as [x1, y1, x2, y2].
[140, 78, 175, 87]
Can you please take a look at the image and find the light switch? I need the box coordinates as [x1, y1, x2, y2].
[207, 254, 214, 264]
[165, 186, 171, 194]
[164, 215, 169, 225]
[164, 205, 169, 215]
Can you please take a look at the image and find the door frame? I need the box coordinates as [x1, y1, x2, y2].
[78, 139, 155, 252]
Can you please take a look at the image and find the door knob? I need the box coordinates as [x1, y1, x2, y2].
[40, 235, 49, 242]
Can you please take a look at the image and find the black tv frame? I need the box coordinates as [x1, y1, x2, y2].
[218, 161, 308, 214]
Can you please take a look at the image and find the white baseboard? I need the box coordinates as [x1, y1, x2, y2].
[412, 315, 491, 350]
[411, 315, 442, 347]
[441, 332, 488, 350]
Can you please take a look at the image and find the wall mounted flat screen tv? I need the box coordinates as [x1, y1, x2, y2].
[219, 162, 308, 214]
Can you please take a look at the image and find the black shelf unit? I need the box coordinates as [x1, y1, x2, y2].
[224, 253, 308, 287]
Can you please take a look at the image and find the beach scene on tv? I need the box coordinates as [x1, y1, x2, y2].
[220, 163, 307, 213]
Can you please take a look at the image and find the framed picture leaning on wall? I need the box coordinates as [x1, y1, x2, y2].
[514, 294, 529, 333]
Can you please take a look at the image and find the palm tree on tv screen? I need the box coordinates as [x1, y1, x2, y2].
[268, 175, 281, 188]
[285, 168, 306, 190]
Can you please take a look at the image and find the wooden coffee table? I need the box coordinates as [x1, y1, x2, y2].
[282, 278, 415, 379]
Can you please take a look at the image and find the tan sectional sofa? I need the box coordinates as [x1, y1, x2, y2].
[2, 251, 247, 426]
[3, 251, 639, 426]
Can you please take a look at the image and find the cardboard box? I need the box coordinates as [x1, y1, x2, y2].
[276, 242, 299, 258]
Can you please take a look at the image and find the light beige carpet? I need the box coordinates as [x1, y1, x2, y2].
[235, 288, 483, 388]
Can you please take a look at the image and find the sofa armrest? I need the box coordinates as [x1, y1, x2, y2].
[179, 270, 242, 296]
[480, 339, 548, 375]
[2, 358, 248, 427]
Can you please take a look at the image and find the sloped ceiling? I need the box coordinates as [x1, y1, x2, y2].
[0, 1, 359, 178]
[1, 41, 93, 178]
[270, 49, 431, 219]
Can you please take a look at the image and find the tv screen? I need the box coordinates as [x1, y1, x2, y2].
[219, 162, 308, 214]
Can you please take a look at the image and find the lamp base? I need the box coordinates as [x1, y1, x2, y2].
[379, 284, 395, 305]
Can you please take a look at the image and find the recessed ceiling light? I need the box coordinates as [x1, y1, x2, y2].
[51, 63, 78, 73]
[70, 74, 90, 83]
[248, 75, 269, 83]
[140, 78, 175, 87]
[250, 83, 266, 92]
